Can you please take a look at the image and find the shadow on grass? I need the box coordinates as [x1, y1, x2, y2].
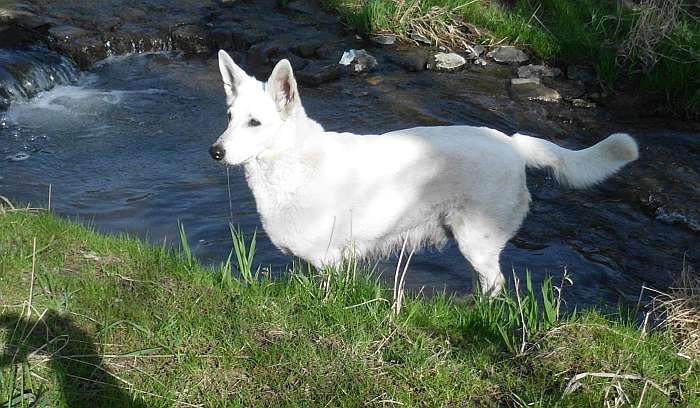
[0, 310, 147, 407]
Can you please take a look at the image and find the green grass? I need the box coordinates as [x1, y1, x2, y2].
[0, 210, 697, 407]
[319, 0, 700, 117]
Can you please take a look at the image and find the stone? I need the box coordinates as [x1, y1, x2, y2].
[487, 46, 528, 63]
[517, 64, 562, 79]
[370, 34, 396, 46]
[207, 27, 233, 50]
[250, 40, 288, 61]
[296, 62, 341, 85]
[510, 78, 561, 103]
[48, 25, 106, 68]
[272, 54, 308, 71]
[388, 53, 427, 72]
[116, 7, 148, 22]
[566, 64, 596, 84]
[293, 39, 324, 58]
[172, 24, 208, 54]
[234, 28, 266, 50]
[433, 52, 466, 71]
[571, 98, 597, 108]
[338, 49, 377, 73]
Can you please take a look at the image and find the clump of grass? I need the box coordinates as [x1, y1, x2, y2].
[650, 260, 700, 360]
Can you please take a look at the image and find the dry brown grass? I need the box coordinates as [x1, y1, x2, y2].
[620, 0, 688, 71]
[650, 260, 700, 360]
[391, 1, 481, 51]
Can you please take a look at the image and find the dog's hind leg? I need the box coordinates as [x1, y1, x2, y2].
[449, 189, 531, 296]
[450, 218, 508, 296]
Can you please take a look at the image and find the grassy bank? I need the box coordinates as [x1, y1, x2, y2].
[319, 0, 699, 117]
[0, 209, 697, 407]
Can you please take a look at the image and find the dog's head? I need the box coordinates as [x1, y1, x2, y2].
[209, 50, 301, 165]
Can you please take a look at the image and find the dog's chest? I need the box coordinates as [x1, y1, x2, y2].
[244, 159, 315, 241]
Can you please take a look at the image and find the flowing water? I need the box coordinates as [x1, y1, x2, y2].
[1, 47, 698, 308]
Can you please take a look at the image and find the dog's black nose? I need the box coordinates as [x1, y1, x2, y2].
[209, 144, 225, 161]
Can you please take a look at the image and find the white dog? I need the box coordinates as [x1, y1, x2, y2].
[210, 50, 639, 296]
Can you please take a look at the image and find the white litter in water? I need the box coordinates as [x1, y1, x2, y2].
[338, 49, 377, 72]
[5, 152, 30, 162]
[339, 50, 357, 66]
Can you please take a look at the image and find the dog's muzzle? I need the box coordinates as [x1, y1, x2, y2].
[209, 144, 226, 161]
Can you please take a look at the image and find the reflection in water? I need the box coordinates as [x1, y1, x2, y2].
[0, 52, 697, 309]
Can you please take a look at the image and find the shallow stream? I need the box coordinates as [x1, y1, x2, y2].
[1, 49, 697, 309]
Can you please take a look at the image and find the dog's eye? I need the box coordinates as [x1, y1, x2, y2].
[248, 118, 261, 127]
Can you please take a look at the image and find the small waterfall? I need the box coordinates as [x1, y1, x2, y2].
[0, 47, 81, 109]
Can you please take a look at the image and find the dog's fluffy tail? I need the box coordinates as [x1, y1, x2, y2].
[511, 133, 639, 189]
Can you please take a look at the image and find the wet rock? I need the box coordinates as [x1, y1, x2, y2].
[388, 52, 428, 72]
[48, 25, 106, 69]
[172, 24, 208, 54]
[571, 98, 597, 108]
[0, 1, 41, 25]
[0, 23, 43, 48]
[315, 45, 341, 60]
[285, 1, 321, 15]
[293, 39, 324, 59]
[339, 49, 377, 73]
[567, 64, 596, 84]
[473, 57, 487, 66]
[250, 40, 288, 61]
[92, 15, 123, 32]
[487, 46, 528, 63]
[517, 64, 562, 79]
[208, 27, 233, 50]
[104, 25, 171, 56]
[296, 62, 341, 86]
[48, 25, 92, 42]
[229, 25, 266, 50]
[432, 52, 466, 71]
[588, 91, 608, 103]
[510, 78, 561, 103]
[284, 0, 339, 24]
[115, 7, 148, 22]
[273, 54, 308, 71]
[370, 34, 396, 46]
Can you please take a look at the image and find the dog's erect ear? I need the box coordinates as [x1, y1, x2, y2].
[218, 50, 247, 106]
[267, 59, 299, 119]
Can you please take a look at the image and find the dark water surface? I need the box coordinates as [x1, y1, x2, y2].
[1, 51, 698, 308]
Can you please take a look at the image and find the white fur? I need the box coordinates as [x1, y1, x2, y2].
[212, 51, 639, 296]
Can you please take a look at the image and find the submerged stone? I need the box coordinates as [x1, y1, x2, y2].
[172, 25, 208, 54]
[510, 78, 561, 103]
[566, 64, 596, 84]
[571, 98, 597, 108]
[388, 52, 428, 72]
[297, 62, 341, 85]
